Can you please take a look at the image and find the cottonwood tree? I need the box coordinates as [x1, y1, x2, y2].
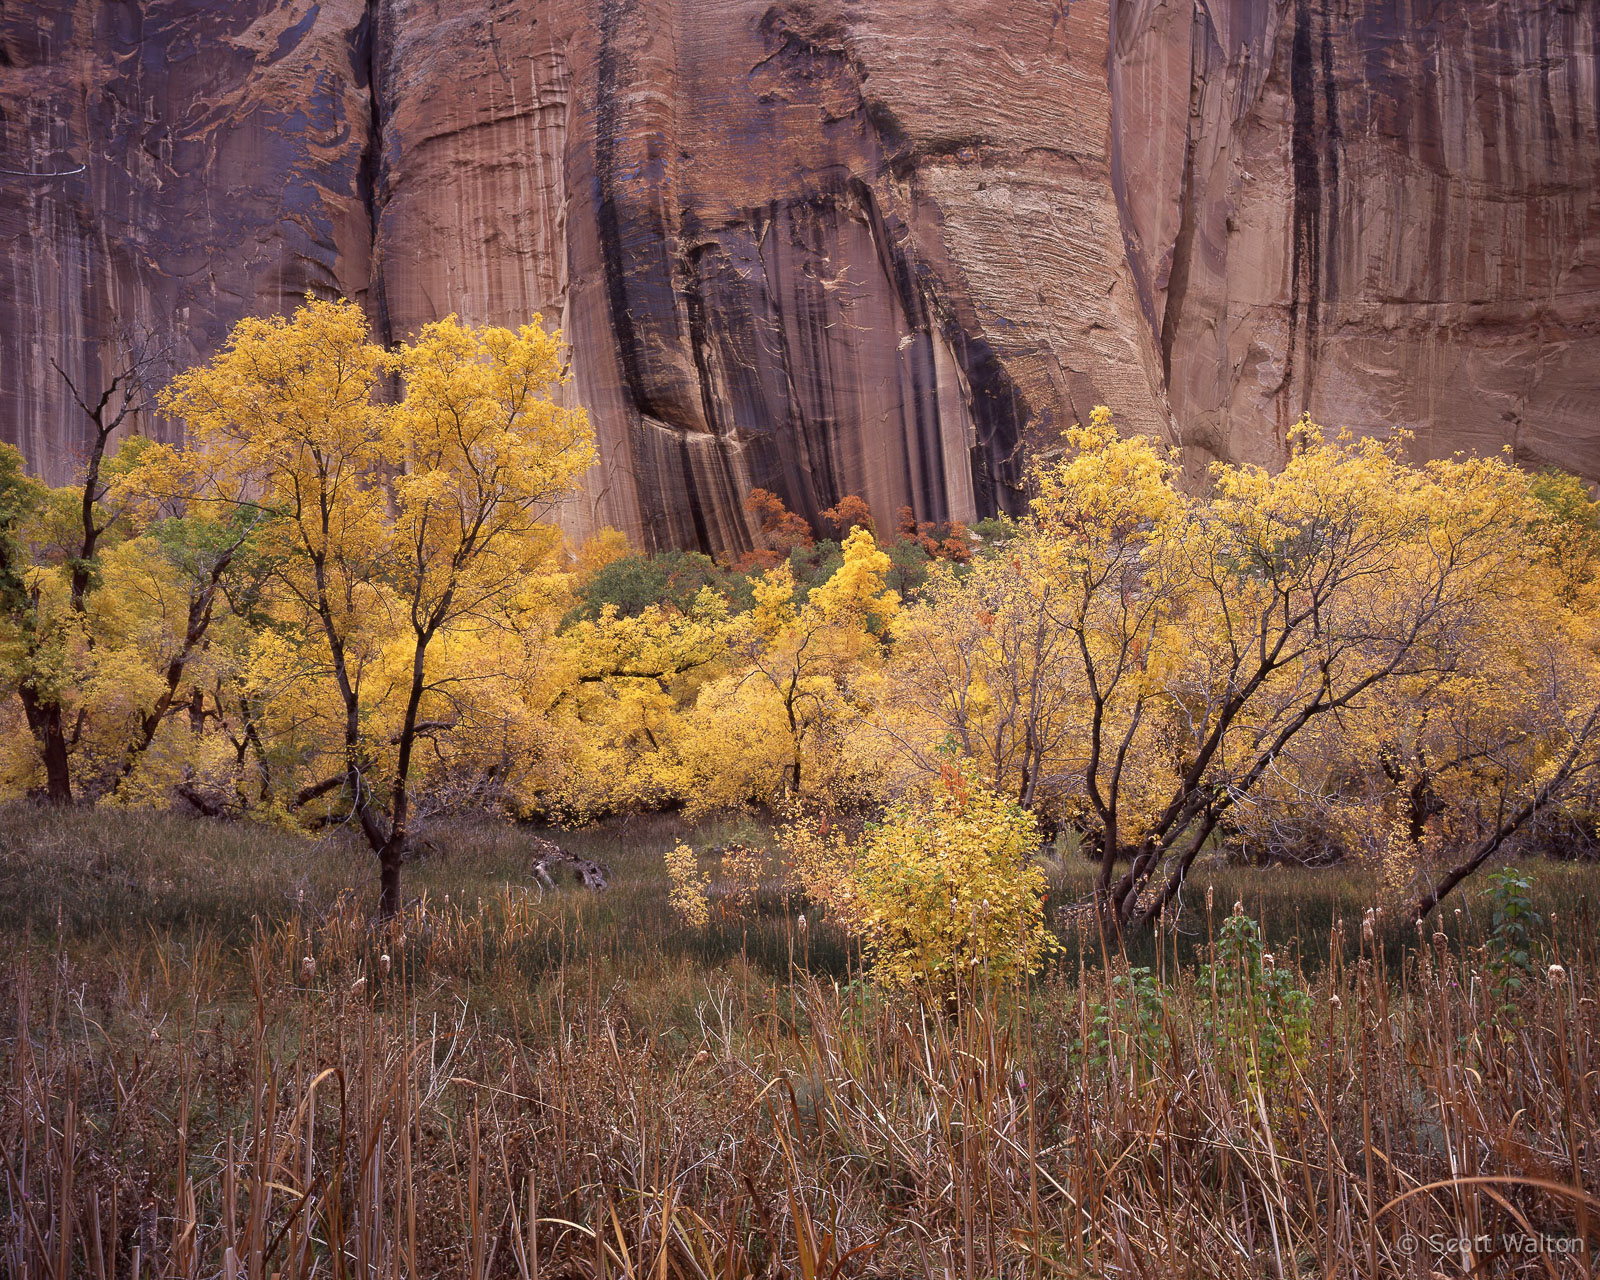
[886, 411, 1564, 934]
[162, 298, 593, 914]
[1069, 423, 1542, 932]
[5, 339, 169, 802]
[1415, 696, 1600, 920]
[876, 549, 1079, 816]
[0, 447, 44, 735]
[1205, 456, 1600, 912]
[737, 526, 897, 797]
[1323, 471, 1600, 915]
[542, 589, 732, 817]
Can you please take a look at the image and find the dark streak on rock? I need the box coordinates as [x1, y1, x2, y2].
[594, 0, 646, 407]
[273, 4, 320, 63]
[1318, 0, 1341, 315]
[1159, 4, 1207, 390]
[1285, 0, 1323, 423]
[352, 0, 390, 345]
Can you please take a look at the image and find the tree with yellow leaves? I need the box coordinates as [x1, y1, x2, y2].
[1064, 419, 1563, 930]
[162, 298, 592, 914]
[876, 531, 1086, 820]
[0, 390, 262, 808]
[543, 587, 731, 817]
[2, 342, 170, 803]
[720, 524, 898, 801]
[878, 410, 1599, 933]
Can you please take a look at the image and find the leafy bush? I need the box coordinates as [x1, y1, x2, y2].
[836, 770, 1058, 990]
[570, 549, 755, 621]
[1202, 907, 1311, 1084]
[665, 841, 710, 928]
[1481, 865, 1542, 998]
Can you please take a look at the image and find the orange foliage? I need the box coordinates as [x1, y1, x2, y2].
[822, 494, 875, 539]
[894, 505, 971, 563]
[745, 487, 814, 551]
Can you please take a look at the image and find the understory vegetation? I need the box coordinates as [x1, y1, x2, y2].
[1, 809, 1594, 1277]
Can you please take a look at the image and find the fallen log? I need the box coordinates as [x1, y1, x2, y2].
[528, 834, 610, 891]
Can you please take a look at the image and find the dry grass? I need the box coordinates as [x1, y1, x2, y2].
[1, 807, 1596, 1277]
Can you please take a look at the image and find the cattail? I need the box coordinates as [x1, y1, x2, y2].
[379, 953, 391, 976]
[300, 955, 316, 983]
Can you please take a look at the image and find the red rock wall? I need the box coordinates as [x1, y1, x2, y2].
[3, 0, 1596, 553]
[1113, 0, 1600, 481]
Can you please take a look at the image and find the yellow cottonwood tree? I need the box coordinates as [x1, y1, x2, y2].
[1237, 460, 1600, 913]
[877, 526, 1106, 823]
[876, 411, 1593, 932]
[162, 298, 592, 913]
[540, 588, 732, 817]
[715, 525, 898, 803]
[1055, 421, 1541, 930]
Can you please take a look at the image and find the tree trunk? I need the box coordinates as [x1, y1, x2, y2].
[783, 687, 802, 795]
[379, 840, 404, 918]
[38, 716, 71, 806]
[19, 686, 71, 805]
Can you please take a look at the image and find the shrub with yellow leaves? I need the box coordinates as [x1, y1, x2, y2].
[717, 842, 770, 908]
[789, 768, 1058, 991]
[664, 842, 710, 929]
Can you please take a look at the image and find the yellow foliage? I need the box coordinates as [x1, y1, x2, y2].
[155, 299, 593, 905]
[787, 770, 1058, 990]
[869, 409, 1600, 927]
[664, 842, 710, 928]
[723, 527, 900, 804]
[571, 527, 635, 581]
[7, 324, 1600, 940]
[717, 843, 770, 908]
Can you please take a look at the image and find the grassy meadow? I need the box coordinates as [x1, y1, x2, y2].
[1, 807, 1596, 1277]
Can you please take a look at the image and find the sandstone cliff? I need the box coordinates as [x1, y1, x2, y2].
[3, 0, 1597, 553]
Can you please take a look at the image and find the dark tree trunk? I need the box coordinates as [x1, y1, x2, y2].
[19, 687, 71, 805]
[379, 840, 404, 918]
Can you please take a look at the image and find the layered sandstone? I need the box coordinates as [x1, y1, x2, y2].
[2, 0, 1596, 554]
